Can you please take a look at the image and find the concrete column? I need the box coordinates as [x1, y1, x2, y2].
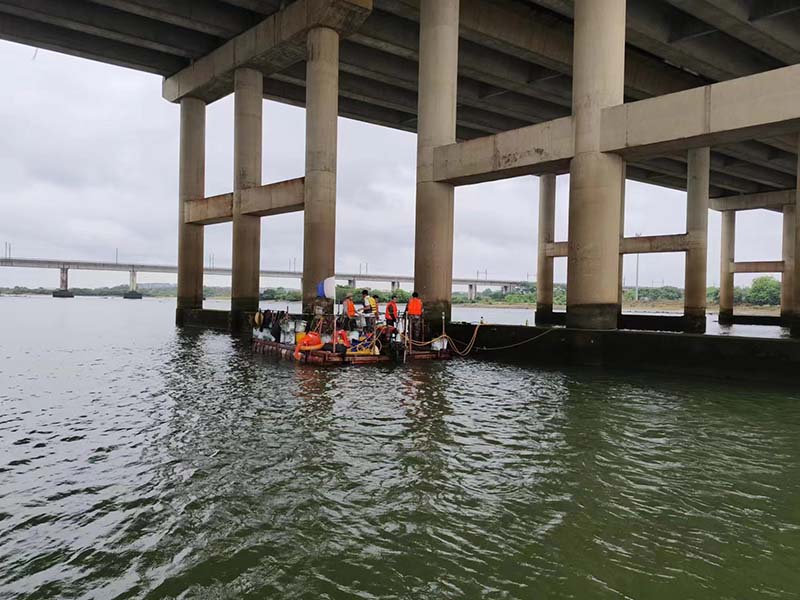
[468, 283, 476, 301]
[618, 169, 626, 313]
[782, 204, 795, 324]
[302, 27, 339, 313]
[684, 147, 710, 333]
[231, 68, 263, 320]
[347, 278, 356, 288]
[391, 281, 400, 292]
[566, 0, 626, 330]
[719, 210, 736, 325]
[413, 0, 459, 326]
[792, 134, 800, 336]
[53, 267, 74, 298]
[124, 270, 143, 299]
[536, 174, 556, 325]
[176, 97, 205, 323]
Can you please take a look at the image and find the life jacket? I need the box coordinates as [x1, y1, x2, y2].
[365, 295, 378, 315]
[385, 300, 398, 320]
[343, 298, 356, 317]
[407, 297, 423, 316]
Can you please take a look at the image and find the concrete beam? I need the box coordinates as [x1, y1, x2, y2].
[545, 241, 568, 258]
[185, 192, 233, 225]
[184, 178, 305, 225]
[732, 261, 784, 273]
[710, 190, 795, 211]
[433, 116, 574, 185]
[88, 0, 258, 38]
[546, 234, 701, 257]
[162, 0, 371, 103]
[0, 12, 184, 75]
[620, 233, 696, 255]
[601, 64, 800, 158]
[663, 0, 800, 66]
[0, 0, 218, 59]
[240, 177, 305, 217]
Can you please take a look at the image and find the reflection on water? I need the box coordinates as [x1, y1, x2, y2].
[1, 296, 799, 599]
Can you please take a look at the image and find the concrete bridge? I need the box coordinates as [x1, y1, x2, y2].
[2, 0, 800, 334]
[0, 257, 523, 299]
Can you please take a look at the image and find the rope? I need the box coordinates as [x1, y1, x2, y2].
[470, 327, 555, 351]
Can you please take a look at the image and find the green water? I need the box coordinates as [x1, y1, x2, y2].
[1, 296, 799, 599]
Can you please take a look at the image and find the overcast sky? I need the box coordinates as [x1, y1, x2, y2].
[0, 40, 785, 294]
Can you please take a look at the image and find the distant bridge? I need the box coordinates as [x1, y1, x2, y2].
[0, 258, 526, 299]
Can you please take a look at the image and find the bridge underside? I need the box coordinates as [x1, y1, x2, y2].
[2, 0, 800, 338]
[1, 0, 798, 197]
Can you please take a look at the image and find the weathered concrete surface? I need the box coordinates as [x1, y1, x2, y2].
[185, 178, 305, 225]
[185, 192, 233, 226]
[719, 210, 736, 325]
[302, 26, 339, 312]
[619, 233, 696, 254]
[536, 173, 556, 325]
[432, 117, 573, 185]
[684, 147, 710, 333]
[711, 190, 795, 212]
[413, 0, 459, 325]
[731, 261, 784, 273]
[782, 204, 795, 323]
[231, 68, 262, 318]
[162, 0, 372, 103]
[448, 323, 800, 383]
[601, 64, 800, 158]
[176, 97, 205, 323]
[566, 0, 626, 330]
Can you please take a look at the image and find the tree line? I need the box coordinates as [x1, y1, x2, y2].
[1, 276, 784, 306]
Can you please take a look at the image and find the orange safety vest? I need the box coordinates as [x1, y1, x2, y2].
[386, 300, 398, 321]
[407, 297, 423, 316]
[343, 298, 356, 317]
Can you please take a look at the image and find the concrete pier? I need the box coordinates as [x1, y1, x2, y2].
[684, 147, 710, 333]
[783, 205, 795, 324]
[565, 0, 626, 330]
[52, 266, 73, 298]
[413, 0, 459, 326]
[124, 269, 143, 299]
[302, 27, 339, 313]
[176, 97, 205, 324]
[536, 174, 556, 325]
[719, 211, 736, 325]
[231, 68, 263, 321]
[794, 138, 800, 337]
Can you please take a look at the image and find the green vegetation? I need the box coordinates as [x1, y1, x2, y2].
[1, 275, 785, 306]
[0, 284, 231, 298]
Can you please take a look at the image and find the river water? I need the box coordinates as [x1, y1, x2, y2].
[1, 296, 799, 599]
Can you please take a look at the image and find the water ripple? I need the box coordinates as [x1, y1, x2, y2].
[1, 297, 799, 598]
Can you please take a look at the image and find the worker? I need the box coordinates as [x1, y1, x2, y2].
[361, 289, 378, 331]
[384, 294, 398, 341]
[406, 291, 423, 341]
[342, 292, 357, 329]
[406, 291, 423, 316]
[385, 294, 399, 328]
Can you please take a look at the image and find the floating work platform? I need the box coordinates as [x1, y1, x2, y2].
[251, 310, 454, 366]
[252, 337, 450, 365]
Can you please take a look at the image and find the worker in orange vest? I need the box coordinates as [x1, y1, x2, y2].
[406, 291, 423, 342]
[406, 291, 423, 316]
[385, 294, 399, 327]
[385, 294, 399, 340]
[342, 292, 357, 328]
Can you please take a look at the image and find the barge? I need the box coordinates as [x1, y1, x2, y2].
[251, 309, 454, 365]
